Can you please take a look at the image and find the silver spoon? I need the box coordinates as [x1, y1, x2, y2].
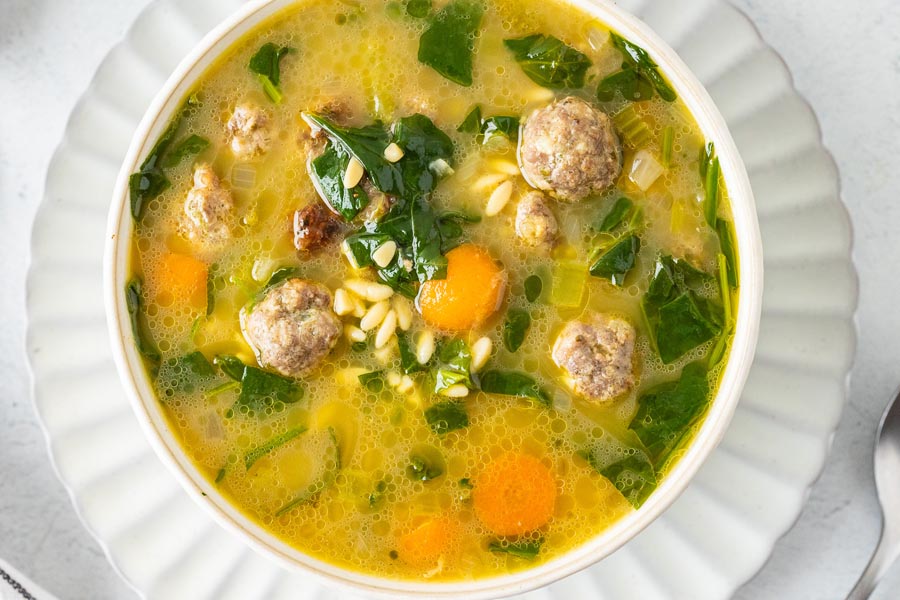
[847, 386, 900, 599]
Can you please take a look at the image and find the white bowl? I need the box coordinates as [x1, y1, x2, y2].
[103, 0, 763, 597]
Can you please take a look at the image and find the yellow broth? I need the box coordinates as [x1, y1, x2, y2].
[126, 0, 738, 581]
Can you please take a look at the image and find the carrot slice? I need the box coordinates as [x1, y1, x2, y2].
[473, 452, 557, 536]
[153, 252, 208, 309]
[397, 516, 459, 567]
[417, 244, 506, 332]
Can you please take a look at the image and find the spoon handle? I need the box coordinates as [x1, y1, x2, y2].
[847, 523, 900, 600]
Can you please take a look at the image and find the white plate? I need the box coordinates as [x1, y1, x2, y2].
[25, 0, 856, 598]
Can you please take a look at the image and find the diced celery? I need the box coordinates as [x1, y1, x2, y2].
[613, 105, 651, 148]
[551, 261, 588, 307]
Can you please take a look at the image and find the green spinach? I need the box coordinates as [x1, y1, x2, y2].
[249, 43, 293, 103]
[418, 0, 484, 86]
[590, 234, 640, 286]
[125, 279, 160, 366]
[160, 134, 209, 168]
[158, 351, 215, 396]
[310, 142, 370, 220]
[524, 274, 543, 303]
[359, 371, 386, 393]
[244, 426, 308, 470]
[214, 355, 303, 417]
[424, 400, 469, 435]
[716, 219, 739, 288]
[701, 143, 720, 226]
[479, 370, 551, 408]
[406, 0, 432, 18]
[504, 34, 591, 89]
[643, 255, 722, 363]
[597, 197, 634, 233]
[407, 453, 445, 481]
[609, 33, 676, 102]
[579, 447, 657, 509]
[433, 339, 473, 393]
[596, 68, 655, 103]
[629, 362, 709, 462]
[502, 308, 531, 352]
[488, 538, 543, 559]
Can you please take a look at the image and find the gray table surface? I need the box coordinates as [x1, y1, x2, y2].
[2, 0, 898, 598]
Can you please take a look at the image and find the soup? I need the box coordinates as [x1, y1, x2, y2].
[124, 0, 739, 582]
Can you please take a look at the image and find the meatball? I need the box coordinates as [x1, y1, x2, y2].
[519, 96, 622, 202]
[182, 164, 234, 246]
[515, 191, 559, 248]
[293, 202, 344, 253]
[227, 104, 271, 159]
[551, 314, 636, 402]
[242, 279, 342, 378]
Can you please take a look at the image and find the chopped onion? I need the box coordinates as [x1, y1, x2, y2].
[429, 158, 455, 178]
[232, 164, 257, 190]
[629, 150, 665, 191]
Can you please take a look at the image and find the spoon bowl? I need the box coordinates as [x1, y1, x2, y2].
[847, 386, 900, 599]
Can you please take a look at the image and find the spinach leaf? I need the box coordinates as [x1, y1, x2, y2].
[214, 355, 303, 417]
[436, 211, 481, 249]
[159, 351, 215, 396]
[407, 453, 445, 481]
[343, 232, 390, 269]
[397, 332, 425, 374]
[596, 68, 655, 103]
[406, 0, 432, 18]
[310, 142, 370, 220]
[629, 362, 709, 462]
[502, 308, 531, 352]
[597, 197, 634, 233]
[418, 0, 484, 86]
[424, 400, 469, 435]
[590, 234, 640, 286]
[716, 219, 739, 288]
[275, 427, 341, 515]
[524, 274, 543, 303]
[249, 43, 293, 103]
[160, 134, 209, 169]
[479, 370, 551, 408]
[129, 117, 179, 220]
[655, 293, 721, 363]
[458, 105, 483, 133]
[456, 105, 519, 144]
[244, 426, 308, 470]
[206, 267, 217, 317]
[232, 366, 303, 417]
[643, 255, 721, 363]
[504, 34, 591, 89]
[368, 480, 388, 508]
[359, 371, 386, 393]
[125, 279, 160, 366]
[609, 33, 676, 102]
[703, 143, 721, 227]
[409, 196, 448, 282]
[214, 355, 246, 381]
[261, 266, 302, 294]
[433, 339, 473, 393]
[579, 447, 657, 509]
[488, 538, 543, 559]
[304, 112, 453, 200]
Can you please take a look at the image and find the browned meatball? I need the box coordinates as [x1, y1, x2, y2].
[182, 164, 234, 246]
[551, 314, 636, 402]
[519, 97, 622, 202]
[515, 191, 559, 248]
[242, 279, 342, 377]
[227, 104, 271, 159]
[293, 203, 344, 253]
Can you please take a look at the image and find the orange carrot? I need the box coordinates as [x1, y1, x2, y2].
[153, 252, 208, 309]
[397, 516, 459, 567]
[418, 244, 506, 332]
[473, 452, 557, 536]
